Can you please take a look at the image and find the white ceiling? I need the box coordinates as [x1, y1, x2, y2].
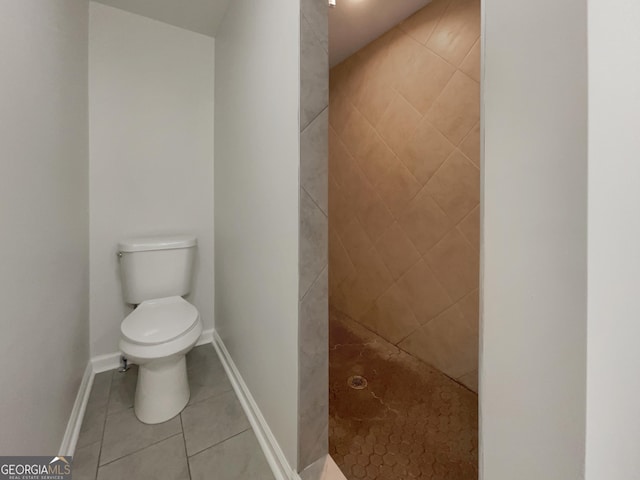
[92, 0, 232, 37]
[92, 0, 431, 66]
[329, 0, 432, 66]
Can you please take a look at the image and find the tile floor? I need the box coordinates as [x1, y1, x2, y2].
[73, 345, 275, 480]
[329, 308, 478, 479]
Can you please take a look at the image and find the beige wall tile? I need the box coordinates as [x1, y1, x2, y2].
[425, 228, 479, 301]
[457, 370, 478, 393]
[398, 190, 453, 254]
[374, 222, 421, 280]
[397, 260, 453, 324]
[360, 285, 421, 344]
[399, 0, 452, 45]
[376, 29, 424, 87]
[426, 0, 481, 66]
[398, 303, 478, 378]
[427, 71, 480, 144]
[459, 121, 480, 167]
[340, 106, 377, 159]
[329, 229, 355, 293]
[355, 132, 394, 186]
[329, 0, 480, 380]
[339, 217, 374, 268]
[329, 128, 363, 195]
[328, 176, 355, 236]
[328, 90, 353, 133]
[457, 205, 480, 249]
[375, 155, 422, 217]
[400, 118, 456, 184]
[336, 246, 393, 319]
[460, 38, 481, 83]
[377, 93, 422, 155]
[397, 47, 455, 115]
[425, 150, 480, 223]
[355, 72, 396, 127]
[354, 185, 395, 242]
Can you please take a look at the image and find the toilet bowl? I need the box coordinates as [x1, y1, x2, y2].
[120, 296, 203, 424]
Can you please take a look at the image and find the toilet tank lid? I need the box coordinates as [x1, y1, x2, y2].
[118, 235, 197, 253]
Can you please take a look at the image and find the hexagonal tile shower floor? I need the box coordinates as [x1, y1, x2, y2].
[329, 308, 478, 480]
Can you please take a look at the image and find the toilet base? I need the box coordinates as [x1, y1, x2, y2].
[134, 354, 190, 424]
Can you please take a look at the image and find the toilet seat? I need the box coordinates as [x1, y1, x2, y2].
[121, 296, 199, 345]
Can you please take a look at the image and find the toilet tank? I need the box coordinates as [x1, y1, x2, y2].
[118, 235, 197, 304]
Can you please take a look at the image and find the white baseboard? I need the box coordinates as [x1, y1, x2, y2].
[59, 328, 232, 457]
[212, 331, 301, 480]
[91, 352, 122, 374]
[196, 328, 214, 346]
[59, 362, 94, 456]
[91, 328, 215, 373]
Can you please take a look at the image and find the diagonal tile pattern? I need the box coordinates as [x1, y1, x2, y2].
[329, 0, 480, 391]
[72, 345, 275, 480]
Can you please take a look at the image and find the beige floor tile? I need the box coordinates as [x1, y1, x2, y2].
[181, 391, 250, 456]
[97, 435, 189, 480]
[400, 117, 456, 184]
[426, 0, 481, 66]
[427, 70, 480, 145]
[425, 150, 480, 223]
[188, 430, 274, 480]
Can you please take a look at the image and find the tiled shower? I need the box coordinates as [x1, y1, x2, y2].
[328, 0, 480, 392]
[328, 1, 480, 477]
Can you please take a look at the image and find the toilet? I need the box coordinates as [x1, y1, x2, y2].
[117, 235, 203, 424]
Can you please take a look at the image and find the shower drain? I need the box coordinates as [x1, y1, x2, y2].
[347, 375, 368, 390]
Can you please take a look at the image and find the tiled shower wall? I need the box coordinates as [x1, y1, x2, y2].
[328, 0, 481, 391]
[298, 0, 329, 473]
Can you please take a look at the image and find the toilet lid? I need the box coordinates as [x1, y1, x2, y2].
[121, 296, 199, 345]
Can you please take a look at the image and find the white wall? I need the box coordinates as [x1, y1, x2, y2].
[214, 0, 300, 469]
[481, 0, 588, 478]
[0, 0, 89, 454]
[586, 1, 640, 477]
[89, 2, 215, 356]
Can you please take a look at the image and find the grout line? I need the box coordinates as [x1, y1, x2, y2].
[186, 428, 252, 459]
[97, 433, 184, 470]
[94, 370, 114, 477]
[179, 414, 192, 479]
[301, 105, 328, 135]
[300, 185, 328, 220]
